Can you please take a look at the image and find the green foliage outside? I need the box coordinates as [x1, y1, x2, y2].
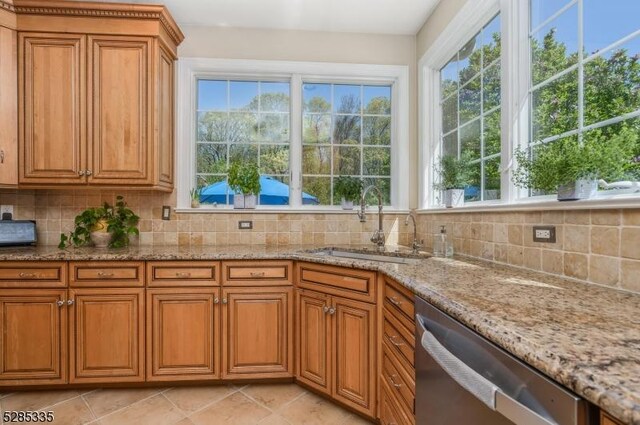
[59, 196, 139, 249]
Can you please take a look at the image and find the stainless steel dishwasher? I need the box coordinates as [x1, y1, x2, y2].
[415, 297, 597, 425]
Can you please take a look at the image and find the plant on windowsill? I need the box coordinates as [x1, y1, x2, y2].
[334, 176, 363, 210]
[59, 196, 140, 249]
[228, 161, 261, 209]
[190, 187, 202, 208]
[433, 153, 473, 208]
[512, 128, 640, 201]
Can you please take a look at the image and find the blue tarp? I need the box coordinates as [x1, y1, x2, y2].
[199, 175, 319, 205]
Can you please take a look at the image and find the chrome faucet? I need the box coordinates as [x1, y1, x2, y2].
[357, 185, 385, 251]
[404, 211, 423, 254]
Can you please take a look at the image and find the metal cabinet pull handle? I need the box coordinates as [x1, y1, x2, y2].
[249, 271, 265, 277]
[0, 150, 4, 164]
[389, 335, 405, 346]
[19, 272, 37, 278]
[67, 299, 74, 306]
[97, 271, 114, 278]
[56, 300, 65, 307]
[389, 296, 402, 306]
[388, 374, 402, 388]
[175, 272, 191, 278]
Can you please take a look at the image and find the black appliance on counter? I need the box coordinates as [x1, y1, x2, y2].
[0, 220, 37, 246]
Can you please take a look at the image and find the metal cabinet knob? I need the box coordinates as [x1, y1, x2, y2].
[56, 300, 65, 307]
[323, 306, 329, 313]
[78, 170, 85, 176]
[328, 307, 336, 315]
[85, 170, 92, 176]
[222, 298, 228, 304]
[214, 298, 219, 304]
[67, 299, 74, 306]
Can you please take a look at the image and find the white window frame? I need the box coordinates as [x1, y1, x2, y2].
[176, 58, 410, 212]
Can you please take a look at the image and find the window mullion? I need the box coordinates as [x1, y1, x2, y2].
[289, 74, 303, 208]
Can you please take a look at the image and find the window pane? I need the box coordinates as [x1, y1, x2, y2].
[443, 131, 458, 157]
[303, 146, 331, 174]
[229, 144, 258, 163]
[531, 5, 578, 86]
[334, 85, 361, 113]
[260, 82, 290, 112]
[364, 86, 391, 114]
[333, 146, 361, 175]
[196, 144, 227, 174]
[303, 83, 332, 112]
[482, 14, 501, 66]
[442, 95, 458, 134]
[303, 114, 331, 144]
[333, 115, 361, 144]
[229, 81, 259, 111]
[483, 63, 501, 111]
[532, 70, 578, 142]
[198, 80, 227, 111]
[530, 0, 573, 29]
[465, 161, 481, 202]
[458, 33, 481, 86]
[363, 116, 391, 145]
[459, 76, 481, 124]
[197, 174, 226, 192]
[303, 176, 331, 205]
[197, 112, 227, 142]
[461, 120, 481, 160]
[363, 147, 390, 176]
[260, 145, 289, 176]
[259, 113, 289, 143]
[363, 178, 391, 205]
[484, 109, 501, 156]
[484, 157, 501, 200]
[441, 56, 459, 100]
[228, 113, 259, 142]
[584, 36, 640, 126]
[584, 0, 640, 56]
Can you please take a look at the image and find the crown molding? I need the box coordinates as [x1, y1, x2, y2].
[12, 0, 184, 45]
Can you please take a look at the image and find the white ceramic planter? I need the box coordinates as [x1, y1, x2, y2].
[557, 179, 598, 201]
[443, 189, 465, 208]
[90, 231, 112, 248]
[340, 199, 354, 210]
[233, 194, 257, 209]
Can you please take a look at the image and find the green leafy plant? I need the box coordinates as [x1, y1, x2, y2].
[433, 153, 473, 191]
[333, 176, 363, 202]
[227, 161, 261, 195]
[190, 187, 202, 200]
[513, 128, 640, 193]
[59, 196, 140, 249]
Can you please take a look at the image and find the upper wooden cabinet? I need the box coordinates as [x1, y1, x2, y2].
[13, 0, 183, 191]
[0, 1, 17, 187]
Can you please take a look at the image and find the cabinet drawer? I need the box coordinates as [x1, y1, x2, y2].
[0, 262, 67, 288]
[222, 261, 292, 286]
[70, 262, 144, 287]
[383, 309, 415, 370]
[380, 375, 415, 425]
[296, 262, 376, 303]
[383, 279, 415, 332]
[382, 342, 415, 416]
[601, 412, 623, 425]
[147, 261, 220, 287]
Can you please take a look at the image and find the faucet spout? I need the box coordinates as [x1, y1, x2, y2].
[405, 211, 423, 254]
[359, 185, 385, 251]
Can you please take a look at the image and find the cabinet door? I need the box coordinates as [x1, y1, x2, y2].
[157, 45, 174, 186]
[147, 288, 219, 381]
[0, 290, 67, 385]
[88, 36, 152, 184]
[222, 287, 293, 379]
[333, 297, 376, 417]
[69, 288, 144, 383]
[296, 290, 331, 395]
[0, 26, 17, 186]
[19, 33, 86, 184]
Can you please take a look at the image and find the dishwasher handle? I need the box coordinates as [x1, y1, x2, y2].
[417, 315, 557, 425]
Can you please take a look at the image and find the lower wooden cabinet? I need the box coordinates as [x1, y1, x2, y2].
[222, 286, 293, 379]
[0, 289, 67, 386]
[146, 288, 219, 381]
[69, 288, 144, 383]
[296, 289, 376, 418]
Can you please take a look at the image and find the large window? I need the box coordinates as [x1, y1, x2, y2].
[528, 0, 640, 193]
[302, 83, 392, 205]
[438, 14, 502, 203]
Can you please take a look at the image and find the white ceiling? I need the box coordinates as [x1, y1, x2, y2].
[86, 0, 440, 35]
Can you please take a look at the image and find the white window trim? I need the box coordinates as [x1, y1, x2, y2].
[176, 57, 410, 212]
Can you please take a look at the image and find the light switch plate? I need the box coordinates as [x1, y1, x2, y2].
[161, 206, 171, 221]
[533, 225, 556, 243]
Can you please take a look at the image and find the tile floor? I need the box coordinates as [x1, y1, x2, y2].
[0, 384, 375, 425]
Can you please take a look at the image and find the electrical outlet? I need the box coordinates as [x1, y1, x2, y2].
[238, 220, 253, 230]
[0, 205, 13, 220]
[533, 225, 556, 243]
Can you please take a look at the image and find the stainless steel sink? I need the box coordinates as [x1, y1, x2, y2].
[309, 248, 429, 264]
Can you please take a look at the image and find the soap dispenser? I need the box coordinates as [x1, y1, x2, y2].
[433, 225, 454, 258]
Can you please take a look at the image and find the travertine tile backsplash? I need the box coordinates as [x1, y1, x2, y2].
[417, 209, 640, 293]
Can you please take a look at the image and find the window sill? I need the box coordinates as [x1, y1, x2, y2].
[175, 206, 411, 214]
[419, 193, 640, 214]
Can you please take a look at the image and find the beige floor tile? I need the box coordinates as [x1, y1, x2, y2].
[280, 392, 351, 425]
[258, 413, 293, 425]
[98, 394, 184, 425]
[189, 392, 270, 425]
[1, 390, 80, 412]
[164, 385, 237, 414]
[83, 388, 160, 418]
[47, 397, 95, 425]
[174, 418, 196, 425]
[341, 413, 376, 424]
[242, 384, 305, 410]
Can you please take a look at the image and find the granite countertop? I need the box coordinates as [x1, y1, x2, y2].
[1, 244, 639, 424]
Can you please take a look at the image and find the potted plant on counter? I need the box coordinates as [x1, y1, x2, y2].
[190, 187, 202, 208]
[433, 153, 472, 208]
[59, 195, 140, 249]
[513, 129, 639, 200]
[334, 176, 363, 210]
[228, 160, 261, 209]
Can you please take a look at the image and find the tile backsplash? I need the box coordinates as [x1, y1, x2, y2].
[417, 209, 640, 293]
[0, 189, 410, 248]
